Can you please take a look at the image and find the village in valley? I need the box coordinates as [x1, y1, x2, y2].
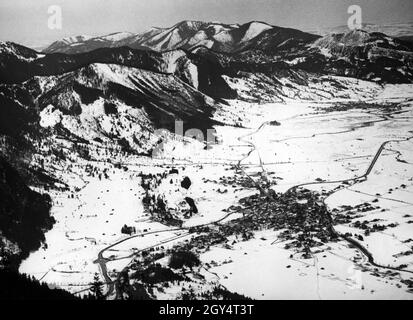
[12, 82, 413, 299]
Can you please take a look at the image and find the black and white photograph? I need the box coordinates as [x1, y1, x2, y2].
[1, 0, 413, 304]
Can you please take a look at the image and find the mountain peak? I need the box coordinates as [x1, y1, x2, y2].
[172, 20, 207, 30]
[42, 20, 286, 54]
[60, 35, 93, 43]
[40, 20, 377, 55]
[0, 40, 39, 59]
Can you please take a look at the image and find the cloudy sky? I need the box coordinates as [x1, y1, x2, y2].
[1, 0, 412, 49]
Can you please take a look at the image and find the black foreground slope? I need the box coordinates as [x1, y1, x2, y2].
[0, 157, 54, 269]
[0, 269, 78, 300]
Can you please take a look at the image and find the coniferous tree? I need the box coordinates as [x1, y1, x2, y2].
[90, 272, 104, 300]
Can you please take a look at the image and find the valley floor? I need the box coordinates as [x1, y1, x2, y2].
[19, 83, 413, 299]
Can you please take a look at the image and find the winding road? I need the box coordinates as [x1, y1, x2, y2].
[95, 205, 258, 297]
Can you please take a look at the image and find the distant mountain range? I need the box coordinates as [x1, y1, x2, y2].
[0, 20, 412, 159]
[43, 20, 319, 54]
[43, 21, 413, 55]
[0, 19, 411, 182]
[1, 20, 412, 153]
[1, 20, 412, 84]
[306, 22, 413, 42]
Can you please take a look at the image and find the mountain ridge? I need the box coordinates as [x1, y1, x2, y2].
[42, 20, 316, 54]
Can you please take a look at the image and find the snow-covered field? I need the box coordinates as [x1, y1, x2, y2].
[19, 81, 413, 299]
[200, 229, 411, 299]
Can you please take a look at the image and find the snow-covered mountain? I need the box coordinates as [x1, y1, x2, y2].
[1, 25, 412, 151]
[308, 22, 413, 40]
[1, 21, 413, 166]
[45, 35, 93, 52]
[45, 33, 135, 54]
[2, 24, 411, 173]
[311, 29, 413, 82]
[206, 28, 413, 85]
[43, 20, 317, 54]
[1, 61, 220, 155]
[39, 20, 413, 85]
